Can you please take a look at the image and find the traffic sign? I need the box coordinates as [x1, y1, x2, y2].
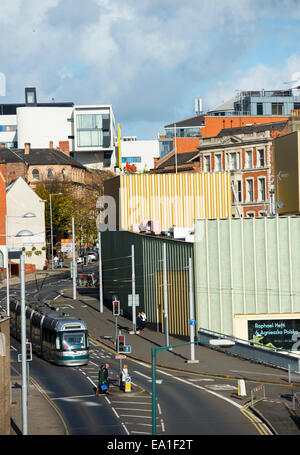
[128, 294, 139, 307]
[189, 319, 196, 326]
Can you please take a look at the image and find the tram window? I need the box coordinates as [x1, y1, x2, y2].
[62, 332, 86, 350]
[56, 335, 61, 350]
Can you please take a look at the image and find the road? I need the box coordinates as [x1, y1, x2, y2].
[5, 264, 270, 435]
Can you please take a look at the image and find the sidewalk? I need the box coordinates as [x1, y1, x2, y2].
[10, 285, 300, 435]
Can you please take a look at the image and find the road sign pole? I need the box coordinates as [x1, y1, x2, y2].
[20, 253, 28, 435]
[72, 217, 76, 300]
[131, 244, 136, 333]
[188, 257, 197, 363]
[152, 347, 157, 435]
[163, 243, 169, 346]
[98, 230, 103, 313]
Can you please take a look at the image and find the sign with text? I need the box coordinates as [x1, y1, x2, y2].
[248, 319, 300, 350]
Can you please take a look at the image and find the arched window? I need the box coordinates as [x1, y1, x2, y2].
[0, 251, 4, 268]
[32, 168, 40, 180]
[47, 168, 54, 179]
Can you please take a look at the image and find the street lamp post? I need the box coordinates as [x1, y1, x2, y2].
[16, 228, 34, 435]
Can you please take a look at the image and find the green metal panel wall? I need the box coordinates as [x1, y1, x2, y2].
[194, 217, 300, 336]
[101, 231, 194, 336]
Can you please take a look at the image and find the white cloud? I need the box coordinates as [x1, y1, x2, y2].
[1, 0, 300, 138]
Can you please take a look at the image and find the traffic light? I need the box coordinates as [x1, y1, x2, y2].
[117, 334, 125, 353]
[112, 299, 120, 316]
[26, 342, 32, 361]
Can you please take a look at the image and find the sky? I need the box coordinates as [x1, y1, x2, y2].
[1, 0, 300, 140]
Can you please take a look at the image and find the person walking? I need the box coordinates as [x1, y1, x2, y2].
[137, 312, 142, 331]
[104, 363, 110, 394]
[96, 364, 110, 395]
[141, 311, 147, 331]
[53, 255, 59, 269]
[121, 364, 129, 390]
[59, 254, 64, 269]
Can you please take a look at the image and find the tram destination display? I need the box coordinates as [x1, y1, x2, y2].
[248, 319, 300, 350]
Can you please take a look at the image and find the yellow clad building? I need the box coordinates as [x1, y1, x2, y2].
[103, 172, 232, 231]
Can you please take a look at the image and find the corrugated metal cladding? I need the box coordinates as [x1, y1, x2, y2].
[194, 217, 300, 336]
[101, 230, 194, 338]
[119, 172, 231, 231]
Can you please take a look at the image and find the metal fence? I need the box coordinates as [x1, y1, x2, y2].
[198, 328, 300, 371]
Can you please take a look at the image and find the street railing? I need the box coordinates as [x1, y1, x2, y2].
[198, 328, 300, 372]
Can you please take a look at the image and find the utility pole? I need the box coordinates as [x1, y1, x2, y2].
[72, 217, 76, 300]
[98, 230, 103, 312]
[131, 244, 136, 333]
[187, 257, 198, 364]
[163, 243, 169, 346]
[5, 216, 9, 317]
[20, 253, 28, 435]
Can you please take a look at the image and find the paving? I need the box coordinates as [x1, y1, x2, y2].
[8, 277, 300, 436]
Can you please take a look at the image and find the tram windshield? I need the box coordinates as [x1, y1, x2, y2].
[60, 331, 88, 351]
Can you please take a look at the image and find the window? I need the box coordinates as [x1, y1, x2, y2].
[257, 149, 265, 167]
[257, 103, 263, 115]
[62, 168, 66, 180]
[237, 180, 242, 202]
[121, 157, 142, 163]
[258, 177, 266, 201]
[230, 153, 237, 170]
[246, 179, 254, 202]
[76, 113, 110, 148]
[215, 154, 222, 171]
[294, 103, 300, 110]
[246, 212, 255, 218]
[32, 169, 40, 180]
[272, 103, 283, 115]
[47, 168, 54, 179]
[204, 155, 211, 172]
[245, 150, 252, 168]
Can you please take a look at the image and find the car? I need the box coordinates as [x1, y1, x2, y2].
[87, 252, 97, 261]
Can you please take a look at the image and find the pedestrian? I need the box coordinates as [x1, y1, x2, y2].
[53, 255, 59, 269]
[141, 311, 147, 330]
[86, 273, 92, 287]
[121, 364, 129, 390]
[104, 363, 110, 394]
[59, 254, 64, 269]
[96, 364, 106, 395]
[137, 312, 142, 331]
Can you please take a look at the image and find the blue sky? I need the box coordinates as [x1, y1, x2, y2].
[1, 0, 300, 140]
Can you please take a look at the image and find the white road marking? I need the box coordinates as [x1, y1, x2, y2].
[134, 370, 162, 384]
[112, 408, 120, 418]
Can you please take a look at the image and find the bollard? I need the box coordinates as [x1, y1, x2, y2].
[238, 379, 247, 397]
[125, 376, 131, 393]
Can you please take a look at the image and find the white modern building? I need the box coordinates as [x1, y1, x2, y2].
[120, 136, 159, 172]
[0, 88, 118, 171]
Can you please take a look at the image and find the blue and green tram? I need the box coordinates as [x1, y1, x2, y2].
[10, 299, 89, 366]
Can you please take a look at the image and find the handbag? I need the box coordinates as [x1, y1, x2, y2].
[101, 383, 108, 392]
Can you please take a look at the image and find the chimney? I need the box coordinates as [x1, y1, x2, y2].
[24, 143, 31, 155]
[1, 143, 5, 148]
[49, 141, 53, 149]
[58, 141, 70, 156]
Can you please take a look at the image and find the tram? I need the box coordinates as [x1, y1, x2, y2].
[10, 298, 89, 366]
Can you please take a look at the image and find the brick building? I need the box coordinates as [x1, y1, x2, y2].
[191, 121, 289, 217]
[0, 142, 94, 197]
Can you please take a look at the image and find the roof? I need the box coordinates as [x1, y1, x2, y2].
[207, 97, 236, 113]
[164, 114, 205, 129]
[0, 147, 85, 169]
[216, 121, 288, 137]
[155, 151, 199, 169]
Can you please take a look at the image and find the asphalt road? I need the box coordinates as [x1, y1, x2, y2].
[6, 264, 270, 435]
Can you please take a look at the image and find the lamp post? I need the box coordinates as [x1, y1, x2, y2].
[15, 228, 34, 436]
[49, 193, 62, 270]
